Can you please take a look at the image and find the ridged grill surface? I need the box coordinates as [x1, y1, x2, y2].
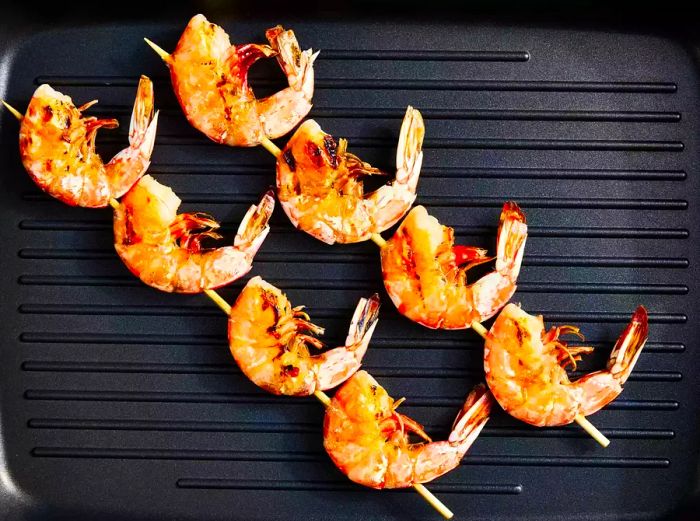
[1, 20, 699, 521]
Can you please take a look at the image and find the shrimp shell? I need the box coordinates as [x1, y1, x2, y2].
[113, 175, 274, 293]
[18, 76, 157, 207]
[165, 14, 316, 147]
[484, 303, 649, 426]
[228, 277, 380, 395]
[323, 371, 493, 488]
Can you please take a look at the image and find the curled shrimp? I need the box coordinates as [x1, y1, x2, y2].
[323, 371, 492, 488]
[484, 303, 649, 427]
[113, 175, 274, 293]
[13, 75, 157, 207]
[148, 14, 316, 147]
[228, 277, 380, 396]
[276, 106, 424, 244]
[380, 202, 527, 329]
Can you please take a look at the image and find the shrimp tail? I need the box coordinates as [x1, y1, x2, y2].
[395, 106, 424, 192]
[607, 305, 649, 385]
[266, 26, 317, 98]
[128, 75, 158, 156]
[494, 201, 527, 280]
[233, 190, 276, 253]
[344, 294, 381, 357]
[448, 384, 493, 445]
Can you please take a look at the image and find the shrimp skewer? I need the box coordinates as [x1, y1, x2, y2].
[276, 106, 424, 244]
[113, 175, 274, 293]
[2, 76, 158, 207]
[324, 370, 492, 489]
[204, 285, 455, 518]
[228, 277, 380, 396]
[145, 14, 316, 147]
[380, 202, 527, 329]
[482, 304, 649, 446]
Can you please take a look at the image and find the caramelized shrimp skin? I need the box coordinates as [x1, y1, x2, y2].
[17, 76, 157, 207]
[380, 202, 527, 329]
[165, 14, 316, 147]
[323, 371, 492, 488]
[484, 304, 649, 426]
[113, 175, 274, 293]
[228, 277, 380, 396]
[276, 106, 424, 244]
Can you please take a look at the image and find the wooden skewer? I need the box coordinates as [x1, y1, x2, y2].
[370, 233, 386, 248]
[204, 289, 231, 315]
[470, 320, 488, 339]
[202, 289, 453, 518]
[143, 38, 172, 64]
[574, 414, 610, 448]
[2, 100, 23, 121]
[260, 136, 282, 159]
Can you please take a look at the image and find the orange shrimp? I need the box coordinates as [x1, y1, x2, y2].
[276, 106, 424, 244]
[146, 14, 316, 147]
[380, 202, 527, 329]
[484, 303, 649, 427]
[228, 277, 380, 395]
[323, 371, 492, 488]
[113, 175, 274, 293]
[9, 75, 157, 207]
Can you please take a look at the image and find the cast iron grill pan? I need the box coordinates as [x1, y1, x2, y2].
[0, 19, 699, 521]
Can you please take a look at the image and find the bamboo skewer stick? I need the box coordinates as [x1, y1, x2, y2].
[574, 414, 610, 448]
[370, 233, 386, 248]
[143, 38, 173, 64]
[470, 321, 488, 340]
[204, 289, 232, 315]
[260, 137, 282, 159]
[203, 288, 454, 519]
[2, 101, 23, 120]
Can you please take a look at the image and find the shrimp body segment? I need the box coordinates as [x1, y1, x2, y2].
[113, 175, 274, 293]
[276, 106, 424, 244]
[484, 304, 649, 427]
[164, 14, 316, 147]
[380, 202, 527, 329]
[228, 277, 380, 396]
[324, 371, 492, 488]
[17, 76, 158, 207]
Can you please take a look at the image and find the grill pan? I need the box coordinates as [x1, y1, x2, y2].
[1, 6, 699, 521]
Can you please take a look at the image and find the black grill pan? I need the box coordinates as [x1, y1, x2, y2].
[1, 8, 699, 521]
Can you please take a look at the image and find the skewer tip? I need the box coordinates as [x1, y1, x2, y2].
[203, 289, 232, 315]
[413, 483, 454, 519]
[574, 414, 610, 448]
[2, 100, 23, 121]
[143, 38, 172, 64]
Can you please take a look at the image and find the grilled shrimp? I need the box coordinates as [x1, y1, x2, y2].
[484, 304, 649, 427]
[14, 75, 157, 207]
[113, 175, 274, 293]
[380, 202, 527, 329]
[324, 371, 492, 488]
[276, 106, 424, 244]
[148, 14, 316, 147]
[228, 277, 380, 395]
